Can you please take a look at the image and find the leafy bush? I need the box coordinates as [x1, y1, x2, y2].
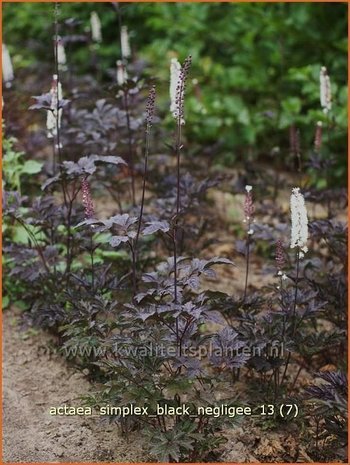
[3, 2, 347, 182]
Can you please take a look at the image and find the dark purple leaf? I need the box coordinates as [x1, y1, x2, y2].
[143, 221, 170, 235]
[109, 235, 129, 247]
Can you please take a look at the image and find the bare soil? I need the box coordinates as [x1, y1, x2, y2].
[2, 304, 313, 464]
[2, 310, 147, 463]
[2, 309, 312, 464]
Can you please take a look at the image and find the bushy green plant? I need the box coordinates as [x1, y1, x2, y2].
[3, 2, 347, 183]
[3, 132, 42, 194]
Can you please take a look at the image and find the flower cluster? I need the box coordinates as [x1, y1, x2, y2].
[121, 25, 131, 59]
[46, 74, 63, 139]
[320, 66, 332, 113]
[146, 85, 156, 127]
[290, 187, 308, 257]
[243, 185, 254, 235]
[170, 55, 192, 125]
[243, 185, 255, 235]
[56, 37, 67, 71]
[81, 177, 95, 220]
[275, 239, 285, 270]
[170, 58, 181, 119]
[2, 44, 14, 87]
[116, 60, 128, 85]
[90, 11, 102, 43]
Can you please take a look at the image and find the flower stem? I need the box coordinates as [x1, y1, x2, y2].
[243, 220, 251, 301]
[90, 233, 95, 290]
[292, 249, 300, 335]
[173, 108, 183, 349]
[135, 123, 151, 248]
[123, 90, 136, 207]
[280, 248, 300, 387]
[53, 3, 74, 278]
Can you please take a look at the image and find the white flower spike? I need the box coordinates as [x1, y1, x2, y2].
[57, 37, 67, 71]
[320, 66, 332, 113]
[2, 44, 14, 87]
[116, 60, 128, 85]
[46, 74, 63, 139]
[169, 56, 191, 125]
[121, 26, 131, 59]
[90, 12, 102, 43]
[170, 58, 181, 119]
[290, 187, 308, 254]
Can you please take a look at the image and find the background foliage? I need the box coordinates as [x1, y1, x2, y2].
[3, 2, 348, 180]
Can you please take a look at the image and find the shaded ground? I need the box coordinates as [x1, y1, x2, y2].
[2, 310, 147, 463]
[2, 306, 315, 463]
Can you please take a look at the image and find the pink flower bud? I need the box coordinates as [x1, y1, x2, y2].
[81, 177, 95, 219]
[275, 239, 285, 270]
[244, 190, 255, 220]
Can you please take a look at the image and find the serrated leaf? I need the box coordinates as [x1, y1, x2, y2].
[143, 221, 170, 235]
[109, 235, 129, 247]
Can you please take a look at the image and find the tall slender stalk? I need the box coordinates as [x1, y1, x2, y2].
[243, 186, 254, 301]
[173, 69, 185, 345]
[53, 4, 63, 168]
[279, 274, 286, 390]
[81, 176, 96, 291]
[173, 120, 182, 305]
[325, 114, 332, 219]
[53, 3, 73, 278]
[291, 249, 300, 335]
[123, 91, 136, 207]
[175, 119, 182, 218]
[129, 242, 137, 296]
[114, 2, 135, 207]
[90, 233, 95, 290]
[280, 247, 300, 387]
[170, 55, 191, 350]
[131, 86, 156, 297]
[173, 231, 178, 333]
[135, 124, 150, 245]
[135, 85, 156, 248]
[243, 225, 251, 301]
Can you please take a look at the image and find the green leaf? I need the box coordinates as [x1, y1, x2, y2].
[22, 160, 43, 174]
[2, 295, 10, 309]
[281, 97, 302, 115]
